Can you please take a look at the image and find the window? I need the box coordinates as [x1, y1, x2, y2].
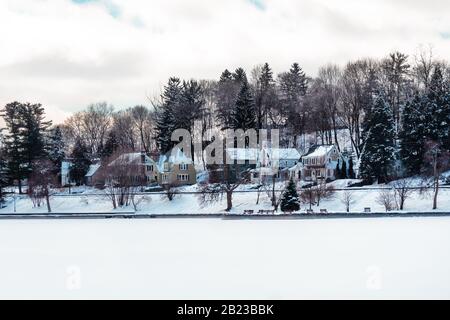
[164, 163, 169, 171]
[147, 165, 154, 172]
[177, 174, 189, 182]
[162, 174, 169, 182]
[179, 163, 188, 171]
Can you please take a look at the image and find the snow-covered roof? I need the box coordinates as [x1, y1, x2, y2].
[226, 148, 259, 161]
[288, 162, 304, 172]
[226, 148, 300, 161]
[109, 152, 154, 166]
[264, 148, 300, 160]
[157, 148, 192, 171]
[303, 145, 335, 158]
[85, 164, 101, 177]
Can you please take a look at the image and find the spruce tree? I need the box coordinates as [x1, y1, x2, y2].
[424, 66, 450, 149]
[155, 77, 182, 153]
[359, 94, 396, 183]
[70, 139, 91, 185]
[399, 93, 427, 175]
[280, 179, 300, 212]
[46, 126, 65, 170]
[232, 81, 256, 131]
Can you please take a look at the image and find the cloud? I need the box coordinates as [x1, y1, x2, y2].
[0, 0, 449, 124]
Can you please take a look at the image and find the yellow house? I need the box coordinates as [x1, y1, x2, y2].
[157, 148, 196, 186]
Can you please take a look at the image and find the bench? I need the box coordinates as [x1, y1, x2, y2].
[306, 209, 314, 214]
[364, 207, 371, 213]
[320, 209, 328, 214]
[243, 210, 254, 215]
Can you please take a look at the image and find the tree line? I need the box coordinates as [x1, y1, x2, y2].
[1, 47, 450, 209]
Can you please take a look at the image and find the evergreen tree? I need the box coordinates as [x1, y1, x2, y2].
[279, 63, 309, 137]
[0, 143, 8, 205]
[341, 159, 347, 179]
[100, 130, 120, 158]
[46, 126, 65, 170]
[359, 94, 396, 183]
[155, 77, 182, 153]
[20, 103, 52, 170]
[399, 93, 427, 175]
[219, 69, 233, 82]
[424, 66, 450, 149]
[216, 69, 239, 130]
[348, 157, 355, 179]
[335, 160, 341, 179]
[232, 81, 256, 131]
[280, 63, 308, 98]
[2, 101, 52, 192]
[255, 63, 274, 129]
[233, 68, 247, 84]
[280, 179, 300, 212]
[69, 139, 91, 185]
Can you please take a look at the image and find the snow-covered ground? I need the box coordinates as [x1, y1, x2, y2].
[0, 217, 449, 299]
[1, 184, 450, 214]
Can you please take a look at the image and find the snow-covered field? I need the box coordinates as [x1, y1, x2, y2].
[0, 217, 449, 299]
[1, 185, 450, 214]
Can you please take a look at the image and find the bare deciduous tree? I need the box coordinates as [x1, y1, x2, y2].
[392, 179, 413, 210]
[99, 150, 147, 210]
[28, 160, 57, 213]
[340, 190, 355, 213]
[376, 188, 396, 212]
[422, 141, 450, 210]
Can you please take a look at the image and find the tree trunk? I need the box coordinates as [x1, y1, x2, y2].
[433, 177, 439, 210]
[18, 180, 22, 194]
[46, 194, 52, 213]
[226, 191, 232, 212]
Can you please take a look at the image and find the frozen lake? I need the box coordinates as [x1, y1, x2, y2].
[0, 216, 449, 299]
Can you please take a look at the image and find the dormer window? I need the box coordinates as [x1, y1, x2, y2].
[164, 163, 169, 171]
[179, 163, 188, 171]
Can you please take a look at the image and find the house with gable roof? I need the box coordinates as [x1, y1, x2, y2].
[157, 147, 196, 186]
[290, 144, 341, 182]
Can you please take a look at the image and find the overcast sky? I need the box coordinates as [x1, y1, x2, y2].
[0, 0, 449, 124]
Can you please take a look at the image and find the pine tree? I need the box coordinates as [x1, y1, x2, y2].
[216, 69, 239, 130]
[359, 94, 396, 183]
[233, 68, 247, 84]
[348, 157, 355, 179]
[232, 81, 256, 132]
[219, 69, 233, 82]
[70, 139, 91, 185]
[20, 103, 52, 170]
[424, 66, 450, 149]
[100, 130, 120, 158]
[46, 126, 65, 169]
[0, 143, 8, 205]
[255, 63, 274, 129]
[0, 102, 28, 193]
[155, 77, 182, 153]
[280, 179, 300, 212]
[399, 93, 427, 175]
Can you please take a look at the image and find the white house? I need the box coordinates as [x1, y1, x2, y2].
[293, 144, 341, 182]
